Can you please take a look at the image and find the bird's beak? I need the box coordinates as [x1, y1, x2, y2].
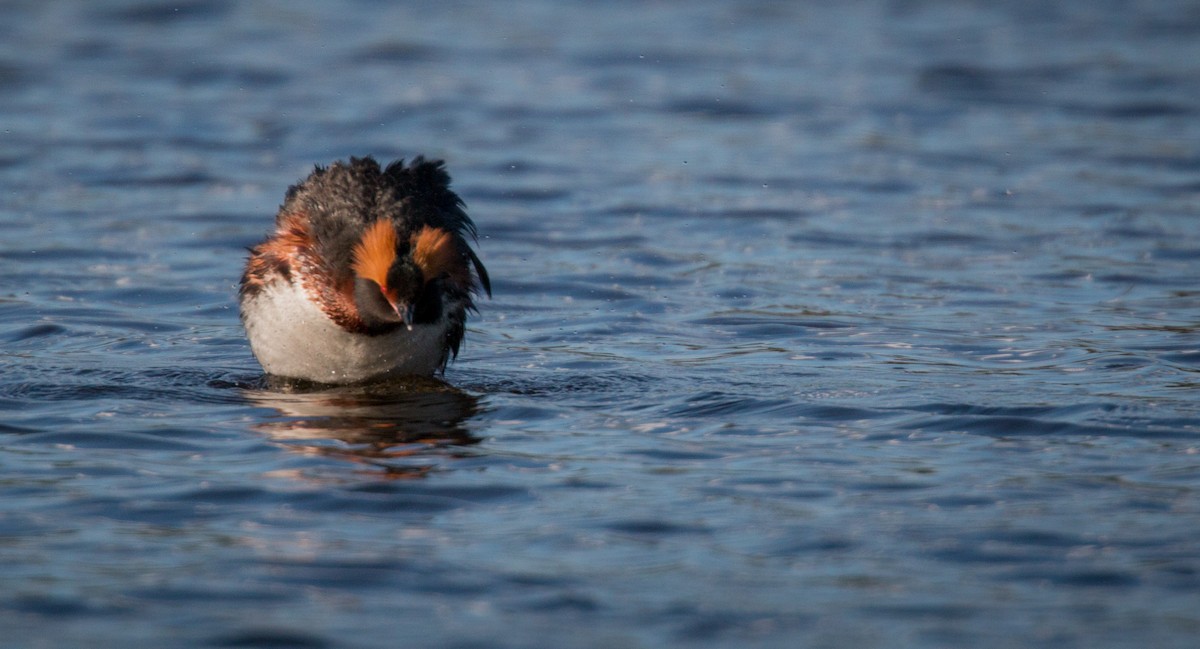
[392, 302, 415, 331]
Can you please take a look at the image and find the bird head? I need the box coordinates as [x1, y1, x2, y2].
[350, 219, 464, 331]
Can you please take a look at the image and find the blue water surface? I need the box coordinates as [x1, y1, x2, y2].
[1, 1, 1199, 648]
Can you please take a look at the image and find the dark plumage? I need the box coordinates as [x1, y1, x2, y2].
[239, 156, 490, 383]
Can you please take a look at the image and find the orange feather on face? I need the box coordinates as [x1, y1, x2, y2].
[351, 219, 398, 288]
[411, 226, 467, 287]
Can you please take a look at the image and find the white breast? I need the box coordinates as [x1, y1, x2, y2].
[240, 279, 449, 383]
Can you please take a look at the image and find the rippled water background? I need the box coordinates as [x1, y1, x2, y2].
[3, 1, 1200, 647]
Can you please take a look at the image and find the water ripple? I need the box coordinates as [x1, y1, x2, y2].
[2, 1, 1199, 647]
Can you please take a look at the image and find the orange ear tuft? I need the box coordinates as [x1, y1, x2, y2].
[352, 220, 398, 287]
[412, 226, 466, 286]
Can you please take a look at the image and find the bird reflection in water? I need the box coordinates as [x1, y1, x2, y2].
[243, 375, 482, 480]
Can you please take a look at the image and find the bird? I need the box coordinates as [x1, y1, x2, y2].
[239, 156, 490, 384]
